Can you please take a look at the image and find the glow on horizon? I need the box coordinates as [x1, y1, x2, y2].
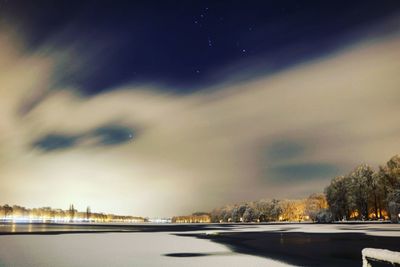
[0, 216, 144, 224]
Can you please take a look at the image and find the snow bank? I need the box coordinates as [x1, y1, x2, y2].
[362, 248, 400, 267]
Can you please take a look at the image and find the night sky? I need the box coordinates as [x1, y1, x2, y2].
[0, 1, 400, 216]
[3, 0, 399, 93]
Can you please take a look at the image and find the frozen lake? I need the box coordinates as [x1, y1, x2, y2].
[0, 229, 290, 267]
[0, 223, 399, 266]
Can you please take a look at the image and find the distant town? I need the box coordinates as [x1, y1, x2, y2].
[2, 155, 399, 225]
[0, 204, 146, 223]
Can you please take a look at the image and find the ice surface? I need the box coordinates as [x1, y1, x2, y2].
[0, 232, 294, 267]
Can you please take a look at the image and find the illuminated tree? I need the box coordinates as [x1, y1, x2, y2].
[2, 204, 12, 218]
[305, 193, 328, 221]
[231, 208, 240, 222]
[243, 207, 256, 222]
[388, 190, 400, 223]
[369, 172, 385, 219]
[315, 210, 333, 223]
[347, 164, 374, 220]
[238, 205, 247, 221]
[325, 175, 350, 221]
[223, 211, 231, 222]
[380, 155, 400, 219]
[255, 200, 271, 222]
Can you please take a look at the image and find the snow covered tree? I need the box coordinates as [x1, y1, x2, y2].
[348, 164, 374, 220]
[305, 193, 328, 221]
[243, 207, 256, 222]
[231, 208, 240, 222]
[325, 175, 350, 221]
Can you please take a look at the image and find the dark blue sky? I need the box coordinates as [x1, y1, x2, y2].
[1, 0, 399, 95]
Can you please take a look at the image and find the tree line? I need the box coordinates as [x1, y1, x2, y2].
[325, 155, 400, 222]
[208, 194, 328, 223]
[208, 155, 400, 223]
